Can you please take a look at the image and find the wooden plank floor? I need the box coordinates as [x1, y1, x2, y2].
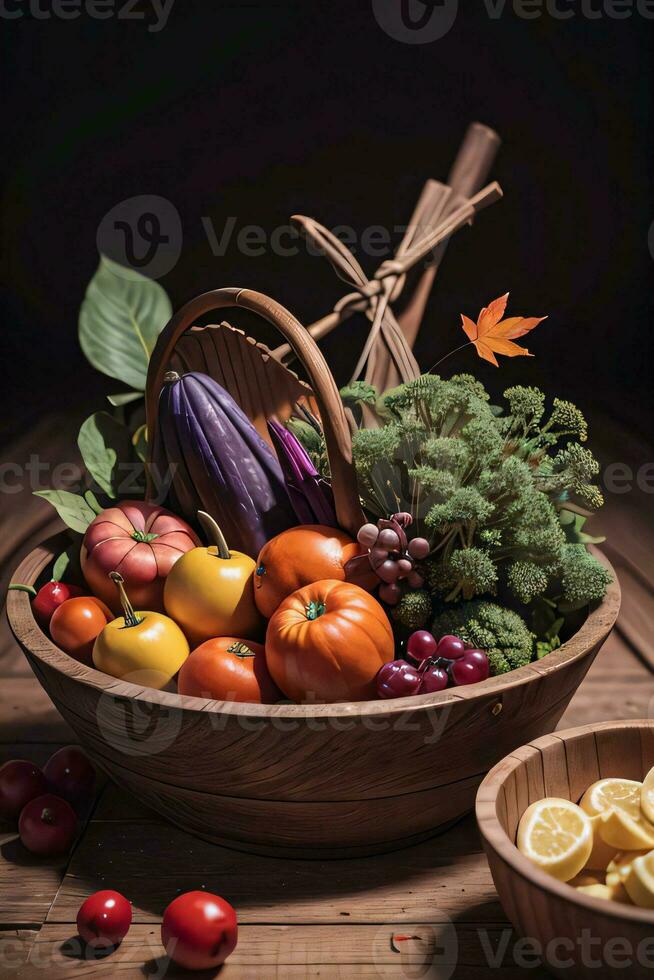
[1, 413, 653, 978]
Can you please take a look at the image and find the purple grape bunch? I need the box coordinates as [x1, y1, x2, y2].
[376, 631, 490, 699]
[356, 513, 430, 606]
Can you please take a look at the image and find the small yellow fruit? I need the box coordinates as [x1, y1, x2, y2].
[570, 870, 603, 888]
[599, 809, 654, 851]
[517, 798, 593, 882]
[624, 851, 654, 909]
[641, 766, 654, 825]
[163, 512, 263, 647]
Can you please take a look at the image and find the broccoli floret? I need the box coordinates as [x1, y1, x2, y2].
[351, 424, 402, 476]
[504, 386, 546, 426]
[549, 399, 588, 442]
[432, 601, 535, 676]
[507, 561, 549, 603]
[427, 547, 498, 602]
[392, 589, 432, 630]
[426, 487, 493, 530]
[559, 544, 612, 608]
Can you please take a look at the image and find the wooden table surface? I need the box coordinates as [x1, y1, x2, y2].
[1, 413, 653, 979]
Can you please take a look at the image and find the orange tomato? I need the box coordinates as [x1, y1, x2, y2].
[265, 579, 393, 703]
[50, 596, 113, 665]
[254, 525, 361, 619]
[178, 638, 281, 705]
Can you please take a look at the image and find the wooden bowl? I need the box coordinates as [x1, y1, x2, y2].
[8, 539, 620, 859]
[476, 720, 654, 980]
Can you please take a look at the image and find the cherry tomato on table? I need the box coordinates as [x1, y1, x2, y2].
[44, 746, 95, 805]
[161, 890, 238, 970]
[77, 890, 132, 949]
[19, 793, 77, 855]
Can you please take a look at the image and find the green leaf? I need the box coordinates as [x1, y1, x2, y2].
[78, 412, 135, 498]
[84, 489, 103, 513]
[78, 255, 172, 391]
[34, 490, 96, 533]
[107, 391, 143, 407]
[52, 549, 71, 581]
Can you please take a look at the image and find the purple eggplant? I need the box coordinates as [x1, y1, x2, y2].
[267, 420, 336, 526]
[156, 371, 298, 558]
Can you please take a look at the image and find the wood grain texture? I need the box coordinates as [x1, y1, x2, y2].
[6, 534, 620, 857]
[476, 720, 654, 980]
[144, 287, 365, 537]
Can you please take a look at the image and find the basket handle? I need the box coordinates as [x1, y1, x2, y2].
[145, 287, 365, 538]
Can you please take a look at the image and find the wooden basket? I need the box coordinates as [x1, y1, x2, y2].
[476, 721, 654, 980]
[8, 531, 620, 858]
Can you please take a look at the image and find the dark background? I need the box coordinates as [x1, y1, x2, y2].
[1, 0, 652, 446]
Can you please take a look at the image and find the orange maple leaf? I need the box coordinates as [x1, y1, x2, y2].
[461, 293, 547, 367]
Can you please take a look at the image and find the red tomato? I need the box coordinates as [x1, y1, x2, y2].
[32, 581, 85, 629]
[178, 638, 281, 704]
[19, 794, 77, 855]
[49, 596, 112, 665]
[161, 891, 238, 971]
[0, 760, 47, 821]
[77, 890, 132, 949]
[44, 746, 95, 805]
[81, 501, 200, 613]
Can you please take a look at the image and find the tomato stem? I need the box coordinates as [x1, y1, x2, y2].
[109, 572, 143, 628]
[227, 641, 256, 658]
[305, 600, 326, 621]
[197, 511, 231, 560]
[7, 583, 37, 597]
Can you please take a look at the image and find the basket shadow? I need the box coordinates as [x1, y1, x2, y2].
[62, 785, 483, 920]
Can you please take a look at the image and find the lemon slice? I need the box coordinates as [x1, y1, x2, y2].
[641, 766, 654, 825]
[586, 815, 618, 870]
[599, 809, 654, 850]
[624, 851, 654, 909]
[580, 778, 643, 820]
[517, 798, 593, 882]
[606, 850, 651, 887]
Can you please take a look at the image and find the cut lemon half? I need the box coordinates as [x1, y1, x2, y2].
[641, 766, 654, 825]
[580, 778, 642, 820]
[599, 809, 654, 851]
[624, 851, 654, 909]
[586, 814, 618, 870]
[517, 798, 593, 882]
[606, 850, 651, 888]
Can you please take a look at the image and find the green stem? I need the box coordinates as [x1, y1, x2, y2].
[110, 572, 143, 628]
[428, 342, 472, 375]
[197, 511, 231, 560]
[8, 584, 37, 598]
